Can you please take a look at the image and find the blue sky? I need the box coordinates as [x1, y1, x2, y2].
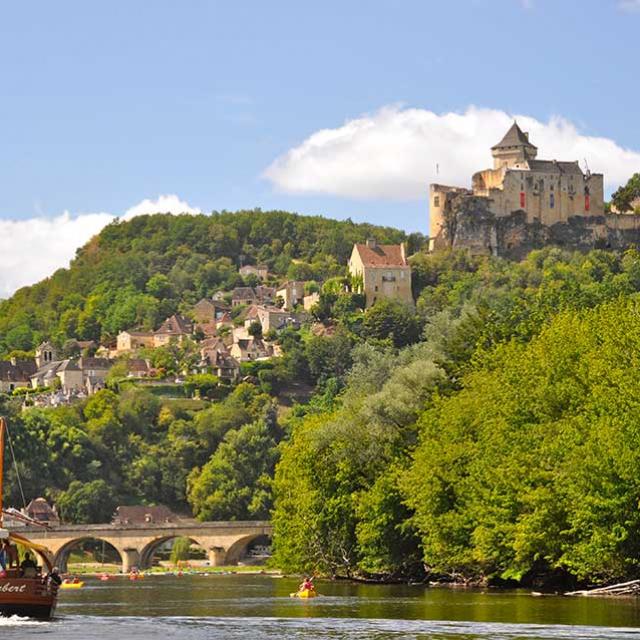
[1, 0, 640, 294]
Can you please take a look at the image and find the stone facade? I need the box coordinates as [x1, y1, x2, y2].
[348, 239, 413, 308]
[427, 123, 629, 257]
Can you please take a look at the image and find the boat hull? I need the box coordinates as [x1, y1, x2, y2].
[0, 578, 58, 620]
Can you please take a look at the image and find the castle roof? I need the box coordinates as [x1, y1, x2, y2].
[527, 159, 584, 175]
[492, 122, 537, 151]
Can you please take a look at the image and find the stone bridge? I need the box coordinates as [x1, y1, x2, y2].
[20, 521, 272, 573]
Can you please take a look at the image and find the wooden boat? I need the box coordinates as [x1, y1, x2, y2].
[0, 417, 59, 619]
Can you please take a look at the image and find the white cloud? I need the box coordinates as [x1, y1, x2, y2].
[0, 195, 201, 298]
[619, 0, 640, 11]
[264, 105, 640, 200]
[122, 194, 201, 219]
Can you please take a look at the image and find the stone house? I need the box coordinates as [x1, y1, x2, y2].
[0, 358, 37, 393]
[199, 339, 240, 382]
[117, 330, 155, 354]
[303, 292, 320, 311]
[230, 337, 274, 362]
[239, 264, 269, 280]
[231, 286, 257, 307]
[24, 498, 60, 525]
[276, 281, 306, 311]
[153, 314, 193, 347]
[244, 305, 291, 333]
[348, 239, 412, 308]
[191, 298, 231, 324]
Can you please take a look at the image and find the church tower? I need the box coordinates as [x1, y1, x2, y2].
[35, 341, 58, 368]
[491, 122, 538, 170]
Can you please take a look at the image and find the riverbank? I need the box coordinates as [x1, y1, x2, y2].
[66, 562, 282, 576]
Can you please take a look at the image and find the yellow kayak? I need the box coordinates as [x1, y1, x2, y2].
[60, 581, 85, 589]
[291, 588, 318, 598]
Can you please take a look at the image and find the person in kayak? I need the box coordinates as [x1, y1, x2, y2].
[298, 576, 314, 592]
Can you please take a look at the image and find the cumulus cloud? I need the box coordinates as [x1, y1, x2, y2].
[0, 195, 201, 298]
[264, 106, 640, 200]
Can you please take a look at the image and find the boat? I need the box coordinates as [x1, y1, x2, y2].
[0, 417, 59, 619]
[60, 579, 84, 589]
[290, 588, 318, 598]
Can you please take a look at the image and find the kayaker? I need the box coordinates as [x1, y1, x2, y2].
[299, 576, 314, 592]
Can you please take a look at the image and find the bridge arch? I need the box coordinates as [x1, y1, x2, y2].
[224, 532, 272, 565]
[139, 535, 209, 570]
[53, 536, 124, 573]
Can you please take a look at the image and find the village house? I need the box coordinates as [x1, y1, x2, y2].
[126, 358, 153, 377]
[231, 285, 276, 308]
[191, 298, 231, 324]
[116, 330, 155, 354]
[199, 338, 240, 382]
[0, 358, 37, 393]
[112, 504, 179, 525]
[153, 314, 193, 347]
[244, 304, 291, 333]
[276, 281, 306, 311]
[24, 498, 60, 525]
[348, 239, 413, 308]
[230, 337, 274, 362]
[239, 264, 269, 280]
[303, 292, 320, 311]
[29, 342, 111, 394]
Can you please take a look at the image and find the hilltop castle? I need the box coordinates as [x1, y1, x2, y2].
[429, 123, 640, 258]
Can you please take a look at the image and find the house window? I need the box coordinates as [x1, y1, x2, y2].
[433, 196, 440, 207]
[375, 286, 378, 292]
[550, 194, 555, 209]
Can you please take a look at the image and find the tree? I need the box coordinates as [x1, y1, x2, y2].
[248, 321, 263, 338]
[611, 173, 640, 212]
[187, 420, 279, 521]
[57, 480, 117, 524]
[361, 299, 422, 347]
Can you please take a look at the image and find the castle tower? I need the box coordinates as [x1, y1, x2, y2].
[491, 122, 537, 170]
[35, 341, 57, 368]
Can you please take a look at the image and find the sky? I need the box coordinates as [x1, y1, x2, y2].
[1, 0, 640, 296]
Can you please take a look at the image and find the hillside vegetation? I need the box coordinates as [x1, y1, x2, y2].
[0, 209, 417, 354]
[3, 208, 640, 586]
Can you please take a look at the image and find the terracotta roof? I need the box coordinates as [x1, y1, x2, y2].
[492, 122, 537, 151]
[354, 243, 408, 267]
[112, 504, 178, 525]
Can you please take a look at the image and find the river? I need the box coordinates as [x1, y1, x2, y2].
[2, 574, 640, 639]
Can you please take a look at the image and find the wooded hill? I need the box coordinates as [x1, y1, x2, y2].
[0, 209, 421, 355]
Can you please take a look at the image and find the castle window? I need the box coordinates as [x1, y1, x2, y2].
[585, 195, 590, 212]
[520, 192, 526, 208]
[433, 196, 440, 207]
[550, 193, 555, 209]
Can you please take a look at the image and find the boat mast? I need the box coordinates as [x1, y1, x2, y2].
[0, 417, 4, 526]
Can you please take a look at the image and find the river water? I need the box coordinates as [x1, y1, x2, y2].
[2, 574, 640, 639]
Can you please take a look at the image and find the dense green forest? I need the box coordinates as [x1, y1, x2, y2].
[4, 208, 640, 586]
[0, 209, 418, 354]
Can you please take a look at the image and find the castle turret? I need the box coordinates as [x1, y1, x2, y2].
[491, 122, 538, 170]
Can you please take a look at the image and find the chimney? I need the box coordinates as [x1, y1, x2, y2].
[524, 132, 529, 141]
[400, 243, 406, 263]
[366, 238, 377, 248]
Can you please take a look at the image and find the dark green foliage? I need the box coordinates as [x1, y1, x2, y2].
[611, 173, 640, 213]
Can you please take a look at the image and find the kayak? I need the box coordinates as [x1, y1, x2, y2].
[291, 588, 318, 598]
[60, 581, 84, 589]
